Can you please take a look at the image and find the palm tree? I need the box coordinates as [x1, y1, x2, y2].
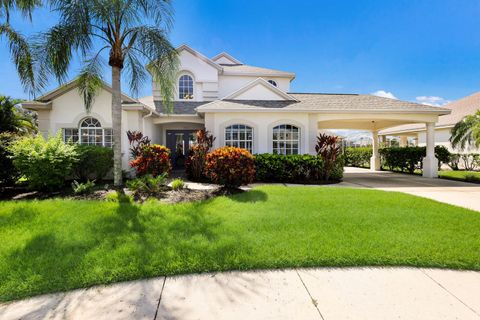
[0, 0, 44, 95]
[38, 0, 178, 186]
[450, 110, 480, 151]
[0, 95, 37, 134]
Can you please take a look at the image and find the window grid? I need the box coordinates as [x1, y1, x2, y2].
[272, 124, 300, 155]
[62, 117, 112, 148]
[225, 124, 253, 153]
[179, 74, 194, 100]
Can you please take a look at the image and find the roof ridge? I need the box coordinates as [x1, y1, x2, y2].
[289, 92, 359, 96]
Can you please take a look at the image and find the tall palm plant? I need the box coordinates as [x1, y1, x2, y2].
[450, 110, 480, 151]
[39, 0, 179, 186]
[0, 0, 44, 95]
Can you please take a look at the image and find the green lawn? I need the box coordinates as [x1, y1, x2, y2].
[1, 186, 479, 302]
[439, 170, 480, 183]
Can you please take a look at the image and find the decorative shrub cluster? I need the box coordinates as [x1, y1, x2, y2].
[0, 133, 19, 186]
[130, 145, 172, 177]
[255, 154, 325, 183]
[379, 145, 452, 173]
[315, 133, 342, 181]
[205, 146, 255, 188]
[126, 173, 168, 198]
[448, 153, 479, 171]
[71, 180, 95, 195]
[171, 178, 185, 191]
[344, 147, 372, 168]
[9, 133, 78, 190]
[74, 145, 113, 181]
[185, 130, 215, 182]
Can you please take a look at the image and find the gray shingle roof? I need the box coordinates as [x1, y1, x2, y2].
[196, 93, 451, 114]
[154, 101, 211, 114]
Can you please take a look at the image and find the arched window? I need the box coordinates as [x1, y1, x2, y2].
[268, 80, 277, 87]
[225, 124, 253, 153]
[178, 74, 194, 100]
[272, 124, 300, 155]
[79, 117, 113, 147]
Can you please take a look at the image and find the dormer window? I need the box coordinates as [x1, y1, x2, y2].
[268, 80, 277, 87]
[179, 74, 194, 100]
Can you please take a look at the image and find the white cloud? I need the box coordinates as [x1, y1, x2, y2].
[415, 96, 450, 107]
[372, 90, 397, 100]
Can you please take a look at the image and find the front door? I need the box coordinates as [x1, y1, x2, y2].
[166, 130, 197, 169]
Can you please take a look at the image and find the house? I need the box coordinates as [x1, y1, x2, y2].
[23, 44, 451, 178]
[379, 92, 480, 153]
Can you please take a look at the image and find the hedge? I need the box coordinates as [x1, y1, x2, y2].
[255, 153, 343, 183]
[74, 145, 113, 181]
[379, 145, 451, 174]
[344, 147, 372, 168]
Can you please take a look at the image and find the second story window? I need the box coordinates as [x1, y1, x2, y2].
[179, 74, 194, 100]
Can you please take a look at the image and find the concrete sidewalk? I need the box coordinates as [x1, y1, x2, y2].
[1, 267, 479, 320]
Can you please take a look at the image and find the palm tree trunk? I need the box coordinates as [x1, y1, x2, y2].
[112, 66, 123, 186]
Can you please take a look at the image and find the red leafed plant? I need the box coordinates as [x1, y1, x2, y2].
[127, 130, 151, 159]
[185, 130, 215, 182]
[315, 133, 342, 181]
[130, 144, 172, 177]
[205, 146, 255, 188]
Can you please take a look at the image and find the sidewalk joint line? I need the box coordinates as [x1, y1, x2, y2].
[295, 269, 326, 320]
[421, 269, 480, 318]
[153, 276, 167, 320]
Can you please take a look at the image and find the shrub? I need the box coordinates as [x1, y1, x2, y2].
[73, 145, 113, 181]
[171, 178, 185, 191]
[0, 132, 19, 186]
[185, 130, 215, 182]
[71, 180, 95, 195]
[344, 147, 372, 168]
[127, 130, 151, 159]
[205, 146, 255, 188]
[126, 173, 168, 198]
[255, 154, 325, 183]
[460, 154, 478, 171]
[380, 146, 452, 173]
[9, 133, 78, 190]
[315, 133, 342, 181]
[130, 144, 172, 177]
[448, 153, 461, 170]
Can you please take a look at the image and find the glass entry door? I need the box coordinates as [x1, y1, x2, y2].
[166, 130, 197, 169]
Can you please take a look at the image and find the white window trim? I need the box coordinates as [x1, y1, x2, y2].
[272, 124, 301, 155]
[224, 124, 254, 153]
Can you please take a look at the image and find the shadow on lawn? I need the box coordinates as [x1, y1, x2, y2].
[228, 189, 268, 203]
[2, 199, 253, 302]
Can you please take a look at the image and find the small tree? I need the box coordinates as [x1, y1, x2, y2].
[185, 130, 215, 181]
[450, 110, 480, 151]
[315, 133, 342, 181]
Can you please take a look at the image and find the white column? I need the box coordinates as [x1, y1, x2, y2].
[308, 114, 318, 155]
[370, 130, 381, 171]
[423, 122, 438, 178]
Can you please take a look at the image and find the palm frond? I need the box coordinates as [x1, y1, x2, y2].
[128, 26, 178, 112]
[0, 23, 46, 96]
[450, 111, 480, 150]
[124, 51, 147, 97]
[78, 55, 104, 113]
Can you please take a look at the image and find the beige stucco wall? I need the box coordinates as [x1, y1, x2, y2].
[204, 112, 316, 155]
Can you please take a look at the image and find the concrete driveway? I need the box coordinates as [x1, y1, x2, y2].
[1, 267, 479, 320]
[340, 167, 480, 212]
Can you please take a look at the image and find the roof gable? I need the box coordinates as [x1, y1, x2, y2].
[223, 78, 298, 101]
[211, 52, 242, 65]
[176, 44, 222, 71]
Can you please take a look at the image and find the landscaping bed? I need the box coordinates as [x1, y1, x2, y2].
[1, 186, 479, 302]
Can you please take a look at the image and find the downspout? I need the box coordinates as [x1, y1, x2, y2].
[142, 108, 154, 133]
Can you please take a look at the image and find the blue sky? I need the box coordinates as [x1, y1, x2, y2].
[1, 0, 480, 105]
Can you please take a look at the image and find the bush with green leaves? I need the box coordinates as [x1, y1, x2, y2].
[0, 133, 19, 186]
[126, 173, 168, 198]
[171, 178, 185, 191]
[380, 146, 452, 174]
[73, 145, 113, 181]
[9, 133, 78, 190]
[255, 153, 325, 183]
[71, 180, 95, 195]
[344, 147, 372, 168]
